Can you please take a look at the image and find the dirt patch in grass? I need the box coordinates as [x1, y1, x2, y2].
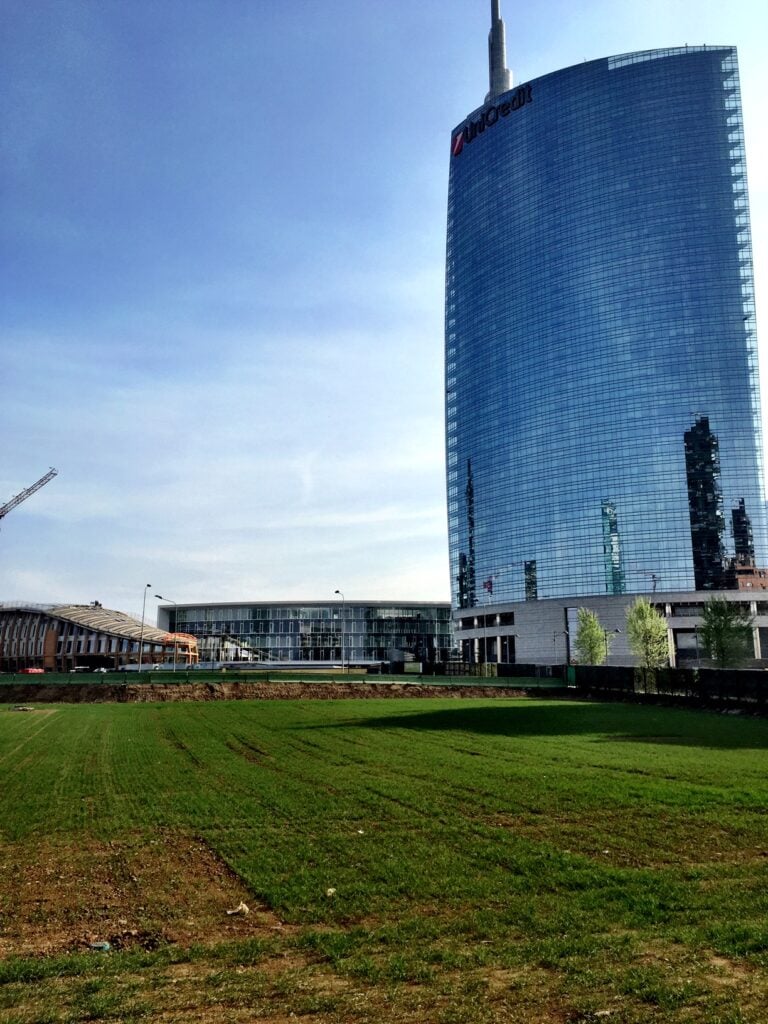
[707, 954, 755, 986]
[0, 831, 293, 957]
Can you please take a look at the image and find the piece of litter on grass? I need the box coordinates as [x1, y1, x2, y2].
[226, 901, 249, 916]
[357, 829, 364, 834]
[88, 941, 111, 952]
[602, 849, 610, 854]
[325, 888, 337, 897]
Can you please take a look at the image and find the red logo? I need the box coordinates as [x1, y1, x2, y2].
[451, 132, 464, 157]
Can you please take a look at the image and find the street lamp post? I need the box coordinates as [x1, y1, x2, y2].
[483, 607, 493, 678]
[481, 574, 497, 678]
[603, 628, 622, 662]
[138, 584, 151, 672]
[334, 589, 345, 671]
[204, 608, 214, 669]
[155, 595, 178, 671]
[552, 630, 570, 665]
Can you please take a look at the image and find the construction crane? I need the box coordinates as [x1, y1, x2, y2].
[0, 468, 58, 523]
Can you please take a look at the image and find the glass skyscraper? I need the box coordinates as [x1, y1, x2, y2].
[446, 11, 765, 618]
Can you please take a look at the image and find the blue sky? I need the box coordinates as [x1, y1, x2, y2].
[2, 0, 767, 619]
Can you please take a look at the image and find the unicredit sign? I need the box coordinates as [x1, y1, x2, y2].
[451, 84, 532, 157]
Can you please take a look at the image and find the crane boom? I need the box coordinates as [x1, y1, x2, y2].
[0, 468, 58, 522]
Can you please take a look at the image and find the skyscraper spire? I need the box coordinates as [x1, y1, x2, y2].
[486, 0, 513, 102]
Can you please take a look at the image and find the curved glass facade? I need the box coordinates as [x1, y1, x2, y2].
[446, 46, 766, 606]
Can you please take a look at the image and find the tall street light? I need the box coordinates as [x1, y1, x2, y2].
[138, 584, 151, 673]
[334, 589, 345, 671]
[155, 594, 178, 671]
[552, 629, 570, 665]
[603, 628, 621, 662]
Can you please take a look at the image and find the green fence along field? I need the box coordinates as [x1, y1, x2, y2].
[0, 698, 766, 1022]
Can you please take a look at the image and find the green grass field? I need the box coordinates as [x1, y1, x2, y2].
[0, 697, 766, 1022]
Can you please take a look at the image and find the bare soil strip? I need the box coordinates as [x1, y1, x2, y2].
[0, 681, 535, 703]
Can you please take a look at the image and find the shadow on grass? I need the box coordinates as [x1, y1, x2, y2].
[315, 702, 768, 750]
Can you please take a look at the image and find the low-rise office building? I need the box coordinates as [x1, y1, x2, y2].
[157, 601, 453, 666]
[455, 590, 768, 668]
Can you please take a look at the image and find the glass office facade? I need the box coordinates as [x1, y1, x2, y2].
[164, 602, 453, 664]
[446, 46, 766, 607]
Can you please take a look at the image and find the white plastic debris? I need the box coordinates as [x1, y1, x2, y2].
[226, 901, 250, 916]
[325, 888, 337, 897]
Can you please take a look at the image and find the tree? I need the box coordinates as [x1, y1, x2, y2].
[574, 607, 608, 665]
[625, 598, 669, 669]
[699, 597, 754, 668]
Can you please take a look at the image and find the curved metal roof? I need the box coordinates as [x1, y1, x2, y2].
[0, 603, 185, 644]
[51, 605, 175, 643]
